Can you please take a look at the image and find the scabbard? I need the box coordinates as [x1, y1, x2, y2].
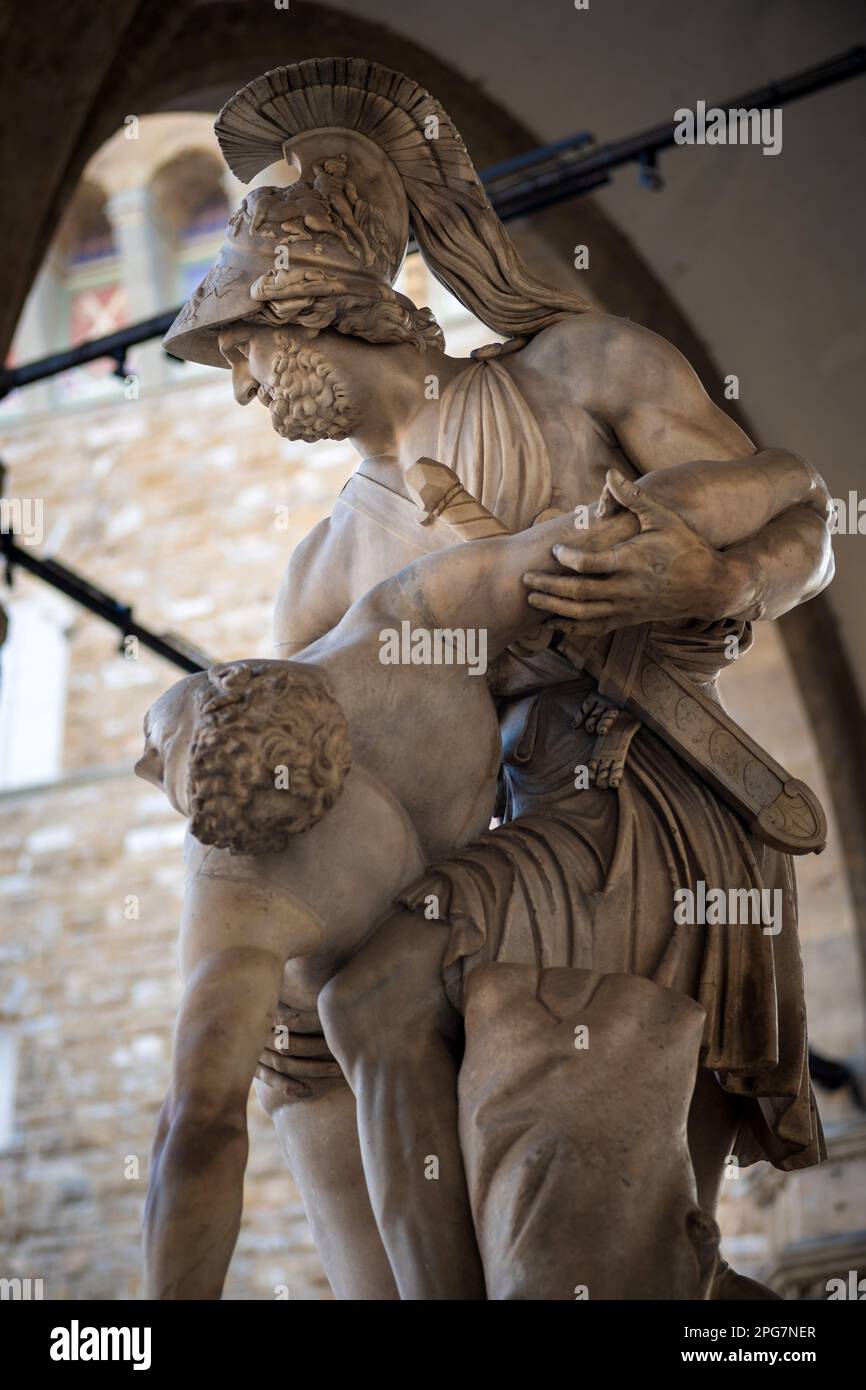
[558, 626, 827, 856]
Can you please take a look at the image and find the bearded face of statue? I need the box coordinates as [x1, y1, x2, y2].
[259, 330, 360, 443]
[218, 324, 360, 443]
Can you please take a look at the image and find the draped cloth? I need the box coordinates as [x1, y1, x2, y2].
[395, 357, 825, 1174]
[400, 656, 824, 1172]
[435, 357, 552, 533]
[328, 354, 555, 589]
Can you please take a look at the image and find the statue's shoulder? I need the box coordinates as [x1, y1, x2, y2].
[273, 514, 350, 653]
[511, 311, 687, 409]
[276, 515, 333, 592]
[503, 310, 626, 413]
[515, 310, 647, 370]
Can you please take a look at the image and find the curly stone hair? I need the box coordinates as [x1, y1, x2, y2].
[253, 291, 444, 352]
[187, 661, 352, 855]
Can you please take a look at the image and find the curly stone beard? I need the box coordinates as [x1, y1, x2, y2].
[258, 333, 359, 442]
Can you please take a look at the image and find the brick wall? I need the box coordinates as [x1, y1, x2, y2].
[0, 369, 352, 1298]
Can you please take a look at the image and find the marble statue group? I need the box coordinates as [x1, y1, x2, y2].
[134, 57, 834, 1301]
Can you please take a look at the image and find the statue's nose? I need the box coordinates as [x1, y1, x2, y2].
[134, 746, 163, 787]
[231, 359, 259, 405]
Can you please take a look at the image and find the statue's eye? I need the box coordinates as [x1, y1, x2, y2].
[219, 338, 248, 364]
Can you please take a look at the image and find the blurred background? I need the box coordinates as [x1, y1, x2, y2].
[0, 0, 863, 1299]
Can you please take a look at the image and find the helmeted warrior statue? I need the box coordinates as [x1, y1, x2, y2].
[148, 57, 835, 1301]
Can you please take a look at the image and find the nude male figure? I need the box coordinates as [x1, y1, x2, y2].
[136, 498, 586, 1298]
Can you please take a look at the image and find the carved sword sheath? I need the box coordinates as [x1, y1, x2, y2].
[558, 625, 827, 856]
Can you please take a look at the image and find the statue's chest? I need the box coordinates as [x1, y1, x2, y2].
[540, 400, 629, 514]
[329, 475, 460, 608]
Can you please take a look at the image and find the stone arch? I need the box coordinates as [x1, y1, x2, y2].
[54, 180, 116, 269]
[149, 147, 227, 235]
[47, 179, 128, 384]
[84, 112, 221, 200]
[148, 145, 230, 302]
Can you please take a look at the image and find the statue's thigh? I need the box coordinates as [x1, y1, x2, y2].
[261, 1072, 357, 1188]
[259, 1077, 398, 1300]
[321, 908, 459, 1046]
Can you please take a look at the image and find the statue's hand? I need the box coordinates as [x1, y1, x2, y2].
[574, 692, 621, 735]
[255, 1002, 343, 1109]
[524, 468, 735, 636]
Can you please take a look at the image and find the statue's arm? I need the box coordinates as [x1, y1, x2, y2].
[615, 454, 834, 621]
[388, 509, 630, 659]
[525, 314, 834, 629]
[144, 866, 317, 1299]
[596, 320, 833, 615]
[272, 516, 352, 657]
[622, 449, 830, 545]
